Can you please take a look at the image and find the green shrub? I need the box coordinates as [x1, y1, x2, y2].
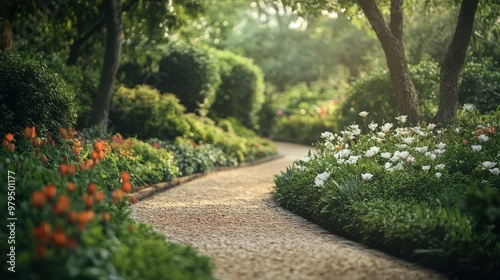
[274, 107, 500, 279]
[154, 43, 221, 115]
[338, 59, 439, 129]
[209, 50, 265, 129]
[109, 85, 190, 140]
[272, 115, 338, 145]
[0, 51, 77, 136]
[458, 59, 500, 114]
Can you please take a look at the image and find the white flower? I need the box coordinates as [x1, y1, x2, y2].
[436, 164, 446, 170]
[384, 162, 393, 170]
[402, 137, 415, 145]
[455, 127, 461, 133]
[381, 152, 392, 159]
[482, 161, 497, 170]
[396, 144, 408, 149]
[381, 123, 394, 132]
[377, 132, 386, 138]
[296, 165, 305, 171]
[414, 146, 428, 153]
[428, 153, 437, 161]
[407, 156, 416, 164]
[463, 103, 475, 112]
[314, 172, 331, 187]
[471, 145, 482, 152]
[390, 156, 400, 163]
[490, 168, 500, 176]
[395, 115, 408, 123]
[435, 172, 442, 178]
[347, 155, 361, 164]
[437, 142, 446, 149]
[365, 149, 375, 158]
[478, 134, 489, 142]
[369, 146, 380, 154]
[422, 165, 431, 171]
[361, 173, 374, 181]
[398, 151, 410, 159]
[427, 123, 437, 130]
[368, 122, 378, 131]
[394, 162, 404, 171]
[300, 156, 311, 163]
[359, 111, 369, 117]
[434, 149, 446, 155]
[321, 132, 335, 140]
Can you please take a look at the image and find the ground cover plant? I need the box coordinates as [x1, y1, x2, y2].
[274, 106, 500, 279]
[0, 126, 215, 279]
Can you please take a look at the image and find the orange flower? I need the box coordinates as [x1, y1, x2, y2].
[94, 191, 105, 203]
[98, 150, 105, 160]
[36, 244, 47, 258]
[73, 139, 81, 147]
[72, 147, 81, 156]
[33, 222, 52, 244]
[82, 193, 94, 208]
[67, 210, 78, 224]
[53, 194, 71, 216]
[120, 171, 130, 182]
[7, 143, 15, 153]
[91, 151, 99, 161]
[24, 126, 36, 139]
[67, 182, 76, 193]
[112, 189, 125, 204]
[94, 141, 104, 152]
[43, 184, 57, 200]
[41, 155, 48, 165]
[35, 148, 40, 156]
[67, 164, 76, 176]
[59, 164, 68, 176]
[79, 163, 86, 172]
[121, 181, 132, 193]
[87, 182, 97, 194]
[129, 196, 138, 204]
[50, 140, 56, 148]
[32, 137, 42, 147]
[59, 128, 67, 139]
[2, 140, 8, 147]
[5, 133, 14, 142]
[102, 212, 111, 222]
[32, 191, 46, 209]
[85, 159, 94, 169]
[77, 210, 95, 231]
[52, 227, 68, 248]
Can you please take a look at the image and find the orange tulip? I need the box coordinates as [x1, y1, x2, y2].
[43, 184, 57, 200]
[50, 140, 56, 148]
[35, 148, 40, 156]
[98, 150, 105, 160]
[41, 155, 48, 165]
[7, 143, 15, 153]
[121, 181, 132, 193]
[120, 171, 130, 182]
[112, 189, 125, 204]
[32, 191, 46, 209]
[36, 244, 47, 258]
[94, 191, 105, 203]
[79, 163, 86, 172]
[53, 194, 71, 216]
[5, 133, 14, 142]
[32, 137, 42, 147]
[52, 227, 68, 248]
[82, 193, 93, 208]
[102, 212, 111, 222]
[129, 196, 138, 204]
[67, 210, 78, 224]
[87, 182, 97, 194]
[59, 128, 67, 139]
[33, 222, 52, 244]
[59, 164, 68, 176]
[66, 182, 76, 193]
[2, 139, 8, 147]
[94, 141, 104, 152]
[24, 126, 36, 139]
[91, 151, 99, 161]
[72, 147, 81, 156]
[67, 164, 76, 176]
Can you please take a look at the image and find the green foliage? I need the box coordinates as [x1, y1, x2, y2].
[154, 43, 221, 115]
[109, 85, 191, 140]
[209, 50, 265, 129]
[274, 108, 500, 279]
[458, 59, 500, 113]
[338, 59, 439, 128]
[0, 52, 77, 136]
[272, 115, 338, 145]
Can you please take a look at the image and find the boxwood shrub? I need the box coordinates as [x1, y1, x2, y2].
[0, 51, 77, 136]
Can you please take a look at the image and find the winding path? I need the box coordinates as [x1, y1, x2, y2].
[132, 142, 444, 280]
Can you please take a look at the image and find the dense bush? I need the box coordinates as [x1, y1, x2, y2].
[274, 106, 500, 279]
[338, 59, 439, 129]
[0, 52, 77, 136]
[0, 127, 213, 279]
[272, 115, 338, 145]
[154, 43, 221, 115]
[209, 50, 265, 129]
[109, 85, 191, 140]
[458, 59, 500, 113]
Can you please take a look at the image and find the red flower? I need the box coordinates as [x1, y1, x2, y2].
[52, 227, 68, 248]
[32, 191, 46, 209]
[53, 194, 71, 216]
[41, 155, 48, 165]
[33, 222, 52, 244]
[87, 182, 97, 194]
[59, 164, 68, 176]
[36, 244, 47, 258]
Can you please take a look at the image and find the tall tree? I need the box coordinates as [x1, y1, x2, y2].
[434, 0, 479, 126]
[89, 0, 123, 130]
[281, 0, 488, 126]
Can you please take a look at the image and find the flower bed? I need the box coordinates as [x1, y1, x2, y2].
[274, 106, 500, 279]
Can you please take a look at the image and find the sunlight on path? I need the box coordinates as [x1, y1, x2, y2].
[132, 142, 444, 280]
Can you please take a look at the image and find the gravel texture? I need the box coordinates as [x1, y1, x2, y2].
[132, 142, 445, 280]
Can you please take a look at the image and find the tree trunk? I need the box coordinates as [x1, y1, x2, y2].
[358, 0, 421, 124]
[0, 18, 13, 51]
[89, 0, 123, 131]
[434, 0, 479, 127]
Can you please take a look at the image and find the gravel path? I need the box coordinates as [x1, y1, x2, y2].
[132, 142, 444, 280]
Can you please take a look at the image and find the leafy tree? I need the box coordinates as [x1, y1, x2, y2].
[281, 0, 492, 126]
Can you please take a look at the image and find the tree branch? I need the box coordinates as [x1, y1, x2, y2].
[390, 0, 403, 41]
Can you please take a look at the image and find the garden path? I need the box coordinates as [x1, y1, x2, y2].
[132, 142, 444, 280]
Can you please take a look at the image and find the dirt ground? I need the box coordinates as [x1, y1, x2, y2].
[132, 142, 445, 280]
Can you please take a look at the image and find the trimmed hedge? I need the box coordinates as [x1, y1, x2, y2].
[209, 50, 265, 129]
[154, 43, 221, 116]
[0, 51, 77, 135]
